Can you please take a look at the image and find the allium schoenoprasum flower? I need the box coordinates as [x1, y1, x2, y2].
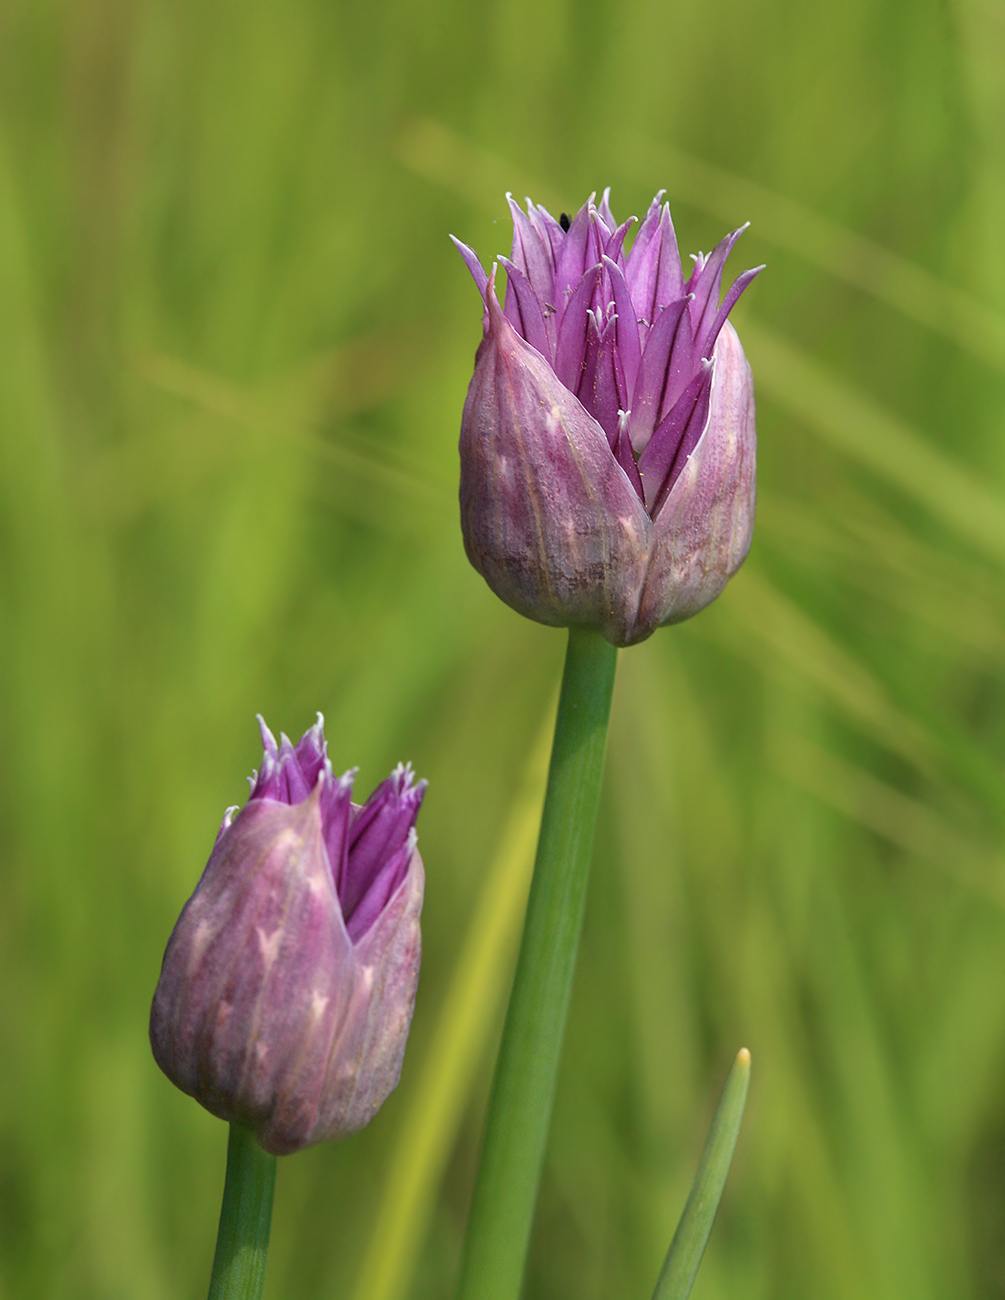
[150, 716, 426, 1156]
[453, 190, 763, 646]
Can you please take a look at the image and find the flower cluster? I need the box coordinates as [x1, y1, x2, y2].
[150, 716, 425, 1155]
[454, 189, 761, 645]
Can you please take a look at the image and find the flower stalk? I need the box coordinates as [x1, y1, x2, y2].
[457, 627, 618, 1300]
[206, 1123, 277, 1300]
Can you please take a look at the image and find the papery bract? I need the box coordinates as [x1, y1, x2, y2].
[454, 190, 761, 646]
[150, 715, 425, 1156]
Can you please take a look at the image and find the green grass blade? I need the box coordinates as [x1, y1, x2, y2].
[350, 708, 554, 1300]
[652, 1049, 751, 1300]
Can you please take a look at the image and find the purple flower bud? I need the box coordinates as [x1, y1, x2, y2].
[454, 190, 762, 646]
[150, 715, 426, 1156]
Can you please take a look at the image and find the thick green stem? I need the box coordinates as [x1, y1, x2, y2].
[457, 627, 618, 1300]
[206, 1123, 277, 1300]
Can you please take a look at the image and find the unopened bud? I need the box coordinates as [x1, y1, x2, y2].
[453, 189, 760, 646]
[150, 716, 425, 1155]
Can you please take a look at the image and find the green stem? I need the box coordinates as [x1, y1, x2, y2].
[457, 627, 618, 1300]
[207, 1123, 277, 1300]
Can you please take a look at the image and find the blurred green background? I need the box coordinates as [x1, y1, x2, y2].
[3, 0, 1005, 1297]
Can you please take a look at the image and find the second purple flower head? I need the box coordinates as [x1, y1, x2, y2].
[454, 190, 763, 646]
[150, 716, 425, 1155]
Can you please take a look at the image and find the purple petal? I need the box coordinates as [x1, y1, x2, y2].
[577, 309, 603, 405]
[527, 202, 564, 265]
[663, 364, 715, 493]
[249, 715, 339, 821]
[608, 332, 629, 429]
[294, 713, 328, 789]
[585, 209, 607, 298]
[344, 833, 415, 943]
[342, 766, 426, 941]
[613, 412, 645, 502]
[500, 257, 555, 360]
[653, 207, 685, 312]
[578, 313, 623, 445]
[625, 202, 684, 336]
[276, 733, 312, 803]
[250, 715, 282, 800]
[553, 264, 602, 392]
[656, 303, 696, 425]
[603, 255, 642, 396]
[258, 714, 279, 758]
[597, 186, 617, 234]
[320, 769, 355, 896]
[602, 217, 634, 271]
[450, 235, 489, 303]
[638, 361, 713, 516]
[507, 193, 555, 305]
[698, 264, 764, 359]
[624, 193, 665, 288]
[687, 224, 748, 356]
[627, 298, 693, 454]
[214, 804, 240, 845]
[553, 197, 596, 314]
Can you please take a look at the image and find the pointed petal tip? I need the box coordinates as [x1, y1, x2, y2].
[305, 712, 327, 751]
[485, 263, 507, 328]
[452, 235, 491, 305]
[388, 762, 427, 805]
[215, 804, 241, 843]
[257, 714, 278, 756]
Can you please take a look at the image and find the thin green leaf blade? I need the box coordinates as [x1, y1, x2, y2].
[652, 1049, 751, 1300]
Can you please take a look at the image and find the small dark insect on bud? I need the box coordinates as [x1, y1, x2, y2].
[559, 212, 571, 232]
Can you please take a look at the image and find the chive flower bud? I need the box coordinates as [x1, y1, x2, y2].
[150, 715, 426, 1156]
[453, 190, 762, 646]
